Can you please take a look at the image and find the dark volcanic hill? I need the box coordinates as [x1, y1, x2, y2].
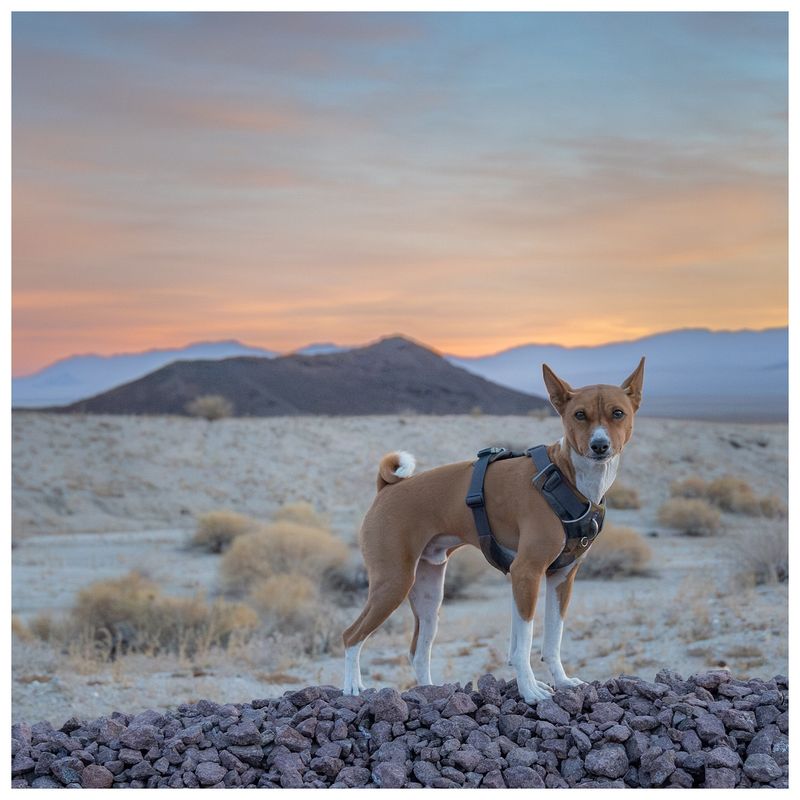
[56, 336, 548, 417]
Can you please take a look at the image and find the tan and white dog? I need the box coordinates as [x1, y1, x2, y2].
[342, 359, 644, 702]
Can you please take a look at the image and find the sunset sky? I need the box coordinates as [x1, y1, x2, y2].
[12, 11, 787, 376]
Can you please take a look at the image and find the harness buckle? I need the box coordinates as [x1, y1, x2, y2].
[465, 492, 485, 509]
[477, 446, 505, 458]
[580, 536, 589, 548]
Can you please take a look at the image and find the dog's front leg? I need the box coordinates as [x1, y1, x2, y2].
[509, 562, 553, 703]
[542, 562, 584, 689]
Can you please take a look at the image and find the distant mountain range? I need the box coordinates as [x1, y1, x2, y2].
[54, 337, 547, 417]
[449, 327, 787, 422]
[13, 327, 788, 421]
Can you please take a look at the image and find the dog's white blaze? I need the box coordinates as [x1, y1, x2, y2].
[509, 601, 553, 703]
[542, 562, 584, 689]
[570, 448, 619, 504]
[393, 451, 416, 478]
[343, 643, 365, 696]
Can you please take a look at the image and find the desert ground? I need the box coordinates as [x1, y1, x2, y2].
[12, 411, 788, 726]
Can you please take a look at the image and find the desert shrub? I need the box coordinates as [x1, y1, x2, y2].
[671, 474, 786, 518]
[606, 483, 641, 510]
[192, 510, 256, 553]
[670, 476, 708, 499]
[580, 524, 652, 578]
[70, 571, 258, 659]
[12, 616, 33, 641]
[657, 498, 721, 536]
[273, 502, 328, 529]
[759, 495, 787, 519]
[444, 547, 490, 599]
[186, 394, 233, 421]
[731, 527, 788, 586]
[249, 574, 320, 627]
[220, 521, 348, 593]
[28, 613, 56, 642]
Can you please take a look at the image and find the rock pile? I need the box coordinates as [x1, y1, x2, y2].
[11, 670, 788, 788]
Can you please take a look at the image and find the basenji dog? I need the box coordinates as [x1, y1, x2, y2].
[342, 359, 644, 702]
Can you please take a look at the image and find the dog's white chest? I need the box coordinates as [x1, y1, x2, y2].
[570, 451, 619, 504]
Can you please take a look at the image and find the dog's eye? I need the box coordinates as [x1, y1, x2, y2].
[612, 409, 625, 420]
[574, 410, 586, 421]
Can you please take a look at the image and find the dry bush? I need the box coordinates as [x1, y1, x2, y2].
[730, 527, 788, 586]
[658, 498, 721, 536]
[249, 574, 320, 628]
[444, 547, 490, 599]
[192, 510, 256, 553]
[12, 616, 33, 641]
[580, 524, 652, 578]
[670, 476, 708, 499]
[28, 613, 56, 642]
[70, 571, 258, 659]
[273, 502, 328, 529]
[186, 394, 233, 421]
[220, 521, 348, 593]
[606, 483, 642, 510]
[671, 474, 786, 518]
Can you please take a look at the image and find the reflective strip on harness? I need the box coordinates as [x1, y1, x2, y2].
[465, 445, 606, 575]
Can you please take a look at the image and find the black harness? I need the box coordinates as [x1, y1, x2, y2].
[465, 446, 606, 575]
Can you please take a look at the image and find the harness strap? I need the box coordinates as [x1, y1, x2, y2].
[465, 444, 607, 576]
[466, 447, 520, 574]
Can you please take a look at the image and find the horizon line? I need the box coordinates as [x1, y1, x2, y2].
[12, 324, 788, 380]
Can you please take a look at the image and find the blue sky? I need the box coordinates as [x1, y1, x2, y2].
[12, 12, 787, 373]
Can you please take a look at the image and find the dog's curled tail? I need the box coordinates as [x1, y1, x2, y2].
[376, 451, 416, 492]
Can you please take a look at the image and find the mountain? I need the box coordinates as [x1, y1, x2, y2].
[448, 327, 788, 422]
[55, 336, 548, 417]
[12, 340, 277, 408]
[292, 342, 349, 356]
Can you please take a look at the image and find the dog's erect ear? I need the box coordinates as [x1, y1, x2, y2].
[542, 364, 573, 415]
[620, 357, 646, 412]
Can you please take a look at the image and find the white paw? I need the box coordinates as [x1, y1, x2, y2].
[554, 676, 585, 689]
[343, 682, 361, 696]
[520, 682, 554, 703]
[535, 679, 555, 694]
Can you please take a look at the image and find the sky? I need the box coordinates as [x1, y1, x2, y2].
[12, 11, 788, 375]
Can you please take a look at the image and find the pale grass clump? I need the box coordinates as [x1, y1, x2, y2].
[249, 574, 320, 628]
[192, 510, 257, 553]
[671, 474, 786, 518]
[731, 527, 788, 586]
[12, 615, 33, 641]
[69, 571, 258, 659]
[186, 394, 233, 421]
[220, 521, 348, 593]
[580, 524, 653, 578]
[670, 476, 708, 499]
[658, 498, 721, 536]
[444, 547, 490, 599]
[273, 502, 328, 529]
[28, 613, 56, 642]
[606, 483, 642, 510]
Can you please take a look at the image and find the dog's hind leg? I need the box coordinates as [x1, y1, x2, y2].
[542, 561, 584, 689]
[408, 558, 447, 686]
[342, 565, 416, 696]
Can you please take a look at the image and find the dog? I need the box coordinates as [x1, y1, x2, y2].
[342, 359, 645, 702]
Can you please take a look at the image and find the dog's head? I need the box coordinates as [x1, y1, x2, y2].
[541, 358, 645, 462]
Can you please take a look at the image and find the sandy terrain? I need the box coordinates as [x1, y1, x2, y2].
[12, 412, 788, 726]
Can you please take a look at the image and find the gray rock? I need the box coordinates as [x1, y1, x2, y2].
[196, 762, 227, 786]
[604, 724, 631, 743]
[706, 746, 741, 770]
[640, 747, 675, 786]
[743, 753, 782, 783]
[695, 713, 726, 743]
[372, 762, 407, 788]
[705, 767, 737, 788]
[369, 688, 409, 724]
[585, 745, 628, 779]
[481, 769, 506, 788]
[536, 699, 570, 726]
[451, 747, 482, 772]
[589, 702, 624, 724]
[504, 765, 545, 787]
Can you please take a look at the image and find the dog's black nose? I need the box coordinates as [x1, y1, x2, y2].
[591, 441, 609, 455]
